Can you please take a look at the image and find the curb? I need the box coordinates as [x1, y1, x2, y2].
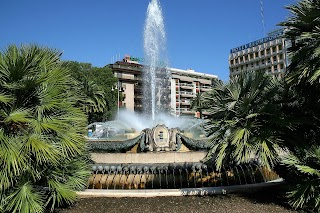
[77, 178, 284, 198]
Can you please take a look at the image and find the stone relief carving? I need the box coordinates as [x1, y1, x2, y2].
[142, 124, 179, 152]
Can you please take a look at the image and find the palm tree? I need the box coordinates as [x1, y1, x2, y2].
[280, 0, 320, 118]
[78, 76, 106, 113]
[281, 146, 320, 211]
[202, 70, 288, 171]
[0, 44, 90, 212]
[64, 61, 117, 122]
[190, 93, 205, 118]
[279, 1, 320, 211]
[280, 0, 320, 85]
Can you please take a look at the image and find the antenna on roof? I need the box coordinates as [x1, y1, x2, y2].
[260, 0, 266, 36]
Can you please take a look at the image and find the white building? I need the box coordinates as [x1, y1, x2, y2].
[109, 55, 218, 117]
[229, 29, 290, 78]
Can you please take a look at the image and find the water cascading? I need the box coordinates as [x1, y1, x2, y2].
[143, 0, 170, 120]
[88, 163, 279, 189]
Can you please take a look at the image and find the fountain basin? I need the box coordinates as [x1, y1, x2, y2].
[91, 151, 207, 164]
[79, 178, 284, 198]
[88, 162, 279, 190]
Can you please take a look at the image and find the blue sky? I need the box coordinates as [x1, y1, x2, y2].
[1, 0, 296, 81]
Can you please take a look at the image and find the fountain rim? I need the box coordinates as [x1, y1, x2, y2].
[77, 178, 284, 198]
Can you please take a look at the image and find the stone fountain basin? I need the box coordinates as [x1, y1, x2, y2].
[91, 151, 207, 164]
[77, 178, 284, 198]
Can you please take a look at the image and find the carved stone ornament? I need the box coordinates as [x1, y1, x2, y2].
[153, 124, 170, 148]
[143, 124, 178, 152]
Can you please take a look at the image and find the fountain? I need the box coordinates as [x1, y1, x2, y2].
[81, 0, 283, 197]
[143, 0, 171, 120]
[85, 119, 282, 195]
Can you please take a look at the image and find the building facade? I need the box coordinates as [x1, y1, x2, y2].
[229, 29, 290, 78]
[108, 55, 218, 117]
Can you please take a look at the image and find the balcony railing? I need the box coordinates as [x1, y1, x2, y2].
[176, 108, 192, 113]
[112, 64, 142, 72]
[179, 91, 195, 97]
[179, 100, 191, 105]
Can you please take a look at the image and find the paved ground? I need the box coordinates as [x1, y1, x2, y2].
[55, 193, 296, 213]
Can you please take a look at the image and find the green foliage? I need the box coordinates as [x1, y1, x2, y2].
[281, 146, 320, 211]
[63, 61, 117, 123]
[202, 71, 288, 171]
[4, 182, 44, 213]
[190, 93, 205, 118]
[277, 0, 320, 211]
[0, 44, 90, 212]
[280, 0, 320, 86]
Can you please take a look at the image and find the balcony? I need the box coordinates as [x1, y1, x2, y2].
[180, 91, 195, 97]
[177, 108, 193, 114]
[112, 64, 142, 72]
[178, 83, 194, 89]
[179, 100, 191, 105]
[200, 85, 212, 91]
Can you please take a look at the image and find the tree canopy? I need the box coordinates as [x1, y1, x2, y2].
[0, 45, 90, 212]
[63, 61, 118, 123]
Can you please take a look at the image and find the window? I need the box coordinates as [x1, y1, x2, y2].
[280, 63, 284, 69]
[272, 47, 276, 53]
[255, 52, 259, 57]
[250, 54, 254, 59]
[273, 56, 277, 62]
[266, 49, 270, 55]
[260, 50, 264, 56]
[279, 54, 283, 60]
[278, 45, 283, 50]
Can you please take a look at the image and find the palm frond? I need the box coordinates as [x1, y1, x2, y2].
[0, 93, 13, 105]
[46, 179, 77, 212]
[3, 108, 31, 124]
[4, 182, 44, 213]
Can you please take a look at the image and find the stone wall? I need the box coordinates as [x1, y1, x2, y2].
[91, 151, 207, 164]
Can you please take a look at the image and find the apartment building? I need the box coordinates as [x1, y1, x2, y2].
[170, 68, 216, 116]
[108, 55, 218, 117]
[229, 29, 290, 78]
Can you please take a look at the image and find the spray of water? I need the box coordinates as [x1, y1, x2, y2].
[143, 0, 171, 120]
[118, 110, 204, 133]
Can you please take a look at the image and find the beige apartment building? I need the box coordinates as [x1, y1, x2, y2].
[229, 29, 290, 78]
[108, 55, 218, 117]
